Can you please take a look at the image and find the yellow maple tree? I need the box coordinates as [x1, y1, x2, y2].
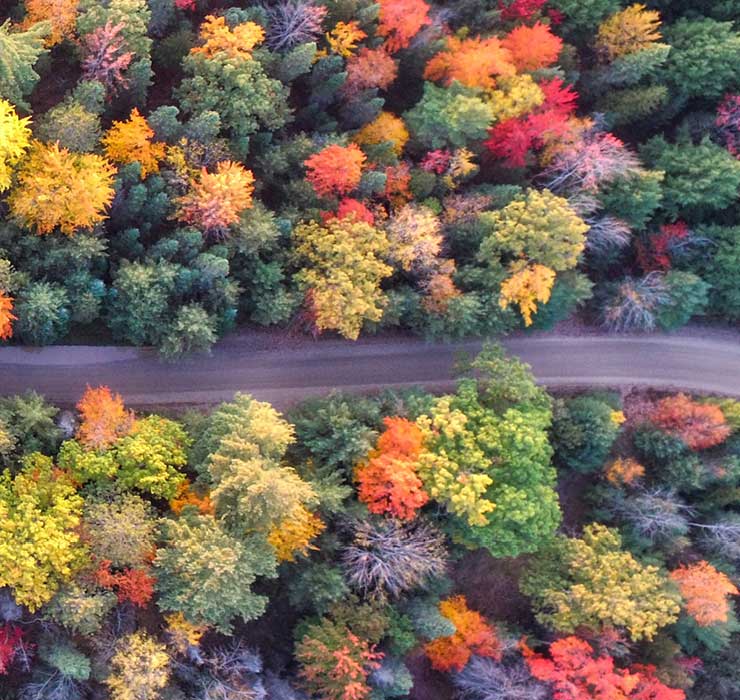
[8, 141, 116, 235]
[326, 20, 366, 57]
[267, 505, 325, 562]
[191, 15, 265, 60]
[499, 262, 556, 326]
[354, 112, 409, 157]
[596, 3, 662, 61]
[0, 99, 32, 193]
[102, 108, 166, 179]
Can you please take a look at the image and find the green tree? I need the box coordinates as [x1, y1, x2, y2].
[657, 270, 709, 330]
[551, 395, 621, 473]
[154, 512, 277, 633]
[404, 82, 494, 149]
[640, 136, 740, 221]
[0, 20, 50, 109]
[14, 282, 70, 346]
[696, 226, 740, 321]
[549, 0, 621, 38]
[107, 261, 177, 346]
[662, 17, 740, 100]
[0, 454, 85, 611]
[521, 522, 681, 641]
[0, 390, 61, 459]
[159, 303, 218, 359]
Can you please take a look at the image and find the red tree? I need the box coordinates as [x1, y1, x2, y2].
[650, 394, 731, 451]
[523, 636, 685, 700]
[377, 0, 431, 53]
[344, 47, 398, 96]
[0, 625, 25, 675]
[322, 198, 375, 225]
[95, 560, 156, 608]
[425, 596, 502, 672]
[498, 0, 548, 22]
[502, 22, 563, 72]
[636, 222, 689, 272]
[304, 144, 366, 198]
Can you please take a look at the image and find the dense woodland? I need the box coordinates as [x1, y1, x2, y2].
[0, 346, 739, 698]
[0, 0, 739, 354]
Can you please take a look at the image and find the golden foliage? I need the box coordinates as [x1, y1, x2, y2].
[165, 612, 207, 654]
[106, 632, 170, 700]
[267, 505, 325, 562]
[176, 161, 255, 233]
[102, 108, 166, 179]
[596, 3, 662, 61]
[604, 457, 645, 486]
[0, 99, 32, 192]
[326, 20, 366, 57]
[354, 112, 409, 157]
[24, 0, 79, 45]
[424, 36, 516, 90]
[499, 262, 556, 326]
[8, 141, 116, 235]
[489, 75, 545, 123]
[191, 15, 265, 59]
[0, 293, 16, 341]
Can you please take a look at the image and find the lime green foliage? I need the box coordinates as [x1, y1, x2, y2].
[405, 82, 494, 149]
[113, 416, 190, 499]
[154, 512, 277, 633]
[0, 454, 85, 611]
[417, 345, 560, 558]
[521, 523, 681, 641]
[58, 439, 119, 483]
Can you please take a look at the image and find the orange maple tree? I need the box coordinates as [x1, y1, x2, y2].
[670, 561, 739, 627]
[169, 480, 214, 516]
[304, 143, 366, 198]
[502, 22, 563, 72]
[24, 0, 79, 45]
[95, 560, 155, 608]
[102, 108, 166, 179]
[176, 161, 255, 234]
[344, 47, 398, 96]
[650, 393, 731, 451]
[424, 36, 516, 90]
[523, 636, 685, 700]
[0, 294, 16, 341]
[377, 0, 431, 53]
[356, 417, 429, 521]
[76, 385, 135, 451]
[425, 596, 502, 672]
[604, 458, 645, 486]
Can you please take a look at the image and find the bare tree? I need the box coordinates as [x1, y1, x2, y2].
[453, 656, 550, 700]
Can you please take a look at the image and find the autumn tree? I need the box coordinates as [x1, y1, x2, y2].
[596, 4, 662, 61]
[95, 560, 155, 607]
[102, 108, 165, 178]
[296, 618, 383, 700]
[304, 143, 366, 198]
[293, 217, 391, 339]
[670, 561, 739, 627]
[24, 0, 79, 45]
[499, 262, 556, 327]
[604, 457, 645, 486]
[354, 111, 409, 158]
[344, 47, 398, 96]
[0, 99, 31, 192]
[523, 636, 685, 700]
[325, 20, 366, 57]
[0, 625, 25, 675]
[650, 394, 731, 451]
[0, 454, 85, 610]
[76, 385, 134, 450]
[0, 19, 50, 109]
[521, 523, 681, 641]
[377, 0, 431, 53]
[0, 294, 16, 341]
[355, 416, 429, 520]
[176, 160, 255, 235]
[191, 16, 265, 60]
[502, 22, 563, 72]
[267, 506, 325, 562]
[424, 36, 515, 90]
[425, 596, 502, 672]
[8, 141, 115, 235]
[106, 632, 170, 700]
[385, 203, 444, 277]
[80, 21, 133, 96]
[113, 415, 190, 499]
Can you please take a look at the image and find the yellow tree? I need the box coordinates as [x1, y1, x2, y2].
[191, 15, 265, 59]
[8, 141, 115, 235]
[0, 99, 31, 192]
[293, 217, 392, 339]
[499, 262, 556, 326]
[354, 112, 409, 158]
[102, 108, 166, 179]
[175, 160, 255, 235]
[325, 20, 366, 57]
[106, 632, 170, 700]
[24, 0, 79, 45]
[596, 3, 662, 61]
[267, 506, 325, 562]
